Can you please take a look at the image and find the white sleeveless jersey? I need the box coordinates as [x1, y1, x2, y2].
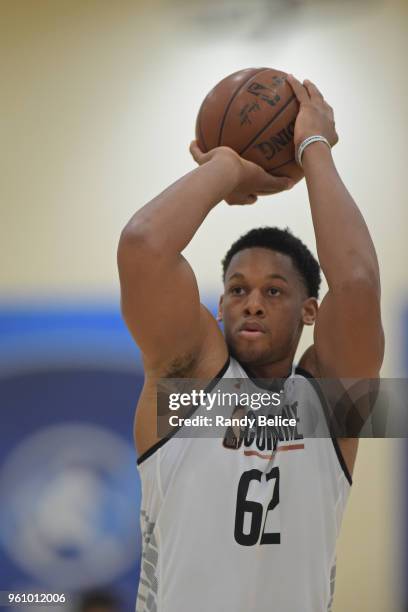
[136, 357, 351, 612]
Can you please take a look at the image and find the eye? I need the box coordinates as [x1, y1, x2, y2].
[267, 287, 281, 296]
[229, 286, 245, 295]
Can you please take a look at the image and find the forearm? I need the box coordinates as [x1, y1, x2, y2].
[303, 143, 380, 289]
[120, 154, 240, 255]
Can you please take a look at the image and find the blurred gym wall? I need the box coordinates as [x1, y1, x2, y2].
[1, 1, 407, 610]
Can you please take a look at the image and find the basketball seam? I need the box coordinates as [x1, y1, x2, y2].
[238, 94, 297, 156]
[217, 68, 270, 147]
[268, 157, 296, 171]
[197, 105, 208, 152]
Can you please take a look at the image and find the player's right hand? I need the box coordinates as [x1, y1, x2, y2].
[286, 75, 338, 151]
[189, 141, 294, 206]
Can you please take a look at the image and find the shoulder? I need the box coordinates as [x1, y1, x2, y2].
[135, 352, 231, 462]
[298, 344, 320, 377]
[135, 308, 229, 459]
[298, 344, 357, 481]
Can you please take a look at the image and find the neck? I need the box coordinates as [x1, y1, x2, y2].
[241, 355, 295, 379]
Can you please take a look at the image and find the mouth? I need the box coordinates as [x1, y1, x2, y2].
[238, 330, 265, 339]
[238, 321, 266, 339]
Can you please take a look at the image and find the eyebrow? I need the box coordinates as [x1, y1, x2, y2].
[227, 272, 289, 284]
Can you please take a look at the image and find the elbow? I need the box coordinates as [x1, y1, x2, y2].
[350, 266, 381, 295]
[332, 273, 382, 317]
[117, 221, 158, 267]
[331, 264, 381, 297]
[119, 218, 151, 248]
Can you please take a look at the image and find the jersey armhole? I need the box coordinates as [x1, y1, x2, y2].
[137, 357, 231, 466]
[295, 366, 353, 486]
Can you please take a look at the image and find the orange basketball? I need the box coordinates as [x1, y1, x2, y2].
[195, 67, 302, 182]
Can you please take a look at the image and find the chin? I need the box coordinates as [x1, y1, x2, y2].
[228, 341, 270, 368]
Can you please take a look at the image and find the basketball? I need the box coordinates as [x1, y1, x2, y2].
[195, 67, 303, 182]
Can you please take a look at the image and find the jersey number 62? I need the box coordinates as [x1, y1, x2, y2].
[234, 467, 280, 546]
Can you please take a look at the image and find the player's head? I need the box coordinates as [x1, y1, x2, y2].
[219, 227, 321, 369]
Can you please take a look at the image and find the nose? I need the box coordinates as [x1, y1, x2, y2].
[243, 290, 265, 317]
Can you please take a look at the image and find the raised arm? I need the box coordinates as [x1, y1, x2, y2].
[117, 146, 292, 375]
[288, 75, 384, 378]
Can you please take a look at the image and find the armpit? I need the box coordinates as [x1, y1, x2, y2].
[164, 352, 198, 378]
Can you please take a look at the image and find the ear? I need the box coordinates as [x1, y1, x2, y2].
[301, 297, 318, 326]
[217, 295, 224, 321]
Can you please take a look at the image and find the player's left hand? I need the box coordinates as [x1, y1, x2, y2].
[287, 75, 338, 151]
[189, 141, 294, 205]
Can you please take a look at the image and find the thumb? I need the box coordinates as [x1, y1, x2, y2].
[189, 140, 206, 165]
[261, 172, 295, 193]
[226, 194, 258, 206]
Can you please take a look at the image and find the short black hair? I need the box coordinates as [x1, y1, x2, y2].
[222, 227, 321, 298]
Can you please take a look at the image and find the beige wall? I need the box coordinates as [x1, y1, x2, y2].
[1, 1, 406, 609]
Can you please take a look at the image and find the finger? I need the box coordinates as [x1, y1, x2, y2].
[257, 188, 287, 195]
[261, 172, 295, 192]
[303, 79, 324, 102]
[286, 74, 310, 104]
[226, 194, 258, 206]
[189, 140, 204, 164]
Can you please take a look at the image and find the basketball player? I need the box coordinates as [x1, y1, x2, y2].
[118, 75, 383, 611]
